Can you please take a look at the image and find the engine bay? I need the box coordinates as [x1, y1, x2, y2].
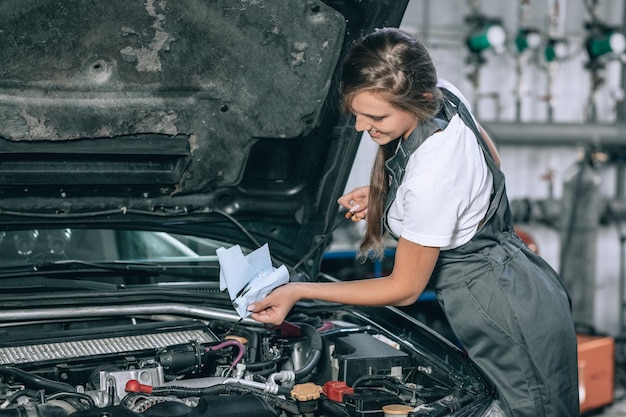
[0, 305, 484, 417]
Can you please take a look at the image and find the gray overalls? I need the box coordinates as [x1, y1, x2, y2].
[383, 89, 580, 417]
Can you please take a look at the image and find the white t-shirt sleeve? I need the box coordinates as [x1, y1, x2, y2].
[399, 174, 465, 246]
[386, 115, 493, 250]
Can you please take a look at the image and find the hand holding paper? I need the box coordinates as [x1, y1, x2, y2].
[217, 243, 289, 318]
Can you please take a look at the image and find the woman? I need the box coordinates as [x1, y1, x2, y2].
[248, 28, 579, 417]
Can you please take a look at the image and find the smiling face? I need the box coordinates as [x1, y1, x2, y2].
[350, 90, 418, 144]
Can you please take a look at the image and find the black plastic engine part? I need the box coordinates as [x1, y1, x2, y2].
[343, 390, 404, 417]
[187, 395, 278, 417]
[331, 333, 410, 386]
[156, 341, 206, 375]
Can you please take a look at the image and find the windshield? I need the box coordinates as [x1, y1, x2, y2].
[0, 228, 233, 266]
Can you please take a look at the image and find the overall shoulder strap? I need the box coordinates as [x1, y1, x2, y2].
[439, 87, 508, 230]
[381, 116, 447, 240]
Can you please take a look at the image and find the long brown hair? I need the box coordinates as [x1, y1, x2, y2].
[340, 28, 442, 260]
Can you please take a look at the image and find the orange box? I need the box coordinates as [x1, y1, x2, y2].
[577, 334, 614, 414]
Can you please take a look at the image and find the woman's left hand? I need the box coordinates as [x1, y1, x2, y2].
[338, 186, 369, 222]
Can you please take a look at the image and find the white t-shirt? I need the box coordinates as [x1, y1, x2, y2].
[386, 80, 493, 250]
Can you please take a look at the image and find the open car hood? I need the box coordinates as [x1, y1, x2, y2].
[0, 1, 408, 275]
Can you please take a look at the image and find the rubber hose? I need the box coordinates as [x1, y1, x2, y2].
[151, 384, 225, 397]
[0, 366, 75, 393]
[293, 323, 322, 382]
[0, 404, 67, 417]
[245, 359, 280, 371]
[237, 327, 259, 363]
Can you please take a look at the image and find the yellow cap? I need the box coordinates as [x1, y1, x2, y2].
[382, 404, 414, 415]
[224, 335, 247, 344]
[291, 382, 323, 401]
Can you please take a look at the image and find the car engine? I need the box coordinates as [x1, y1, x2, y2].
[0, 306, 479, 417]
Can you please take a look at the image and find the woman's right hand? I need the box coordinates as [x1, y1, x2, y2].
[337, 186, 369, 222]
[247, 283, 300, 325]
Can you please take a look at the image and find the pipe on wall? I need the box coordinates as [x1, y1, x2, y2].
[482, 121, 626, 146]
[618, 2, 626, 122]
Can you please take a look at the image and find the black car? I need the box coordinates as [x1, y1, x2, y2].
[0, 1, 503, 416]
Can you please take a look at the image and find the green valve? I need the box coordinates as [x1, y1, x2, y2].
[545, 38, 568, 62]
[587, 31, 626, 58]
[515, 29, 541, 53]
[467, 24, 506, 53]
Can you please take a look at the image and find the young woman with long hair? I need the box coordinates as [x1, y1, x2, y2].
[248, 28, 579, 417]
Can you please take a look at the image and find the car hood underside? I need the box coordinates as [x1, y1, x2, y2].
[0, 0, 409, 271]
